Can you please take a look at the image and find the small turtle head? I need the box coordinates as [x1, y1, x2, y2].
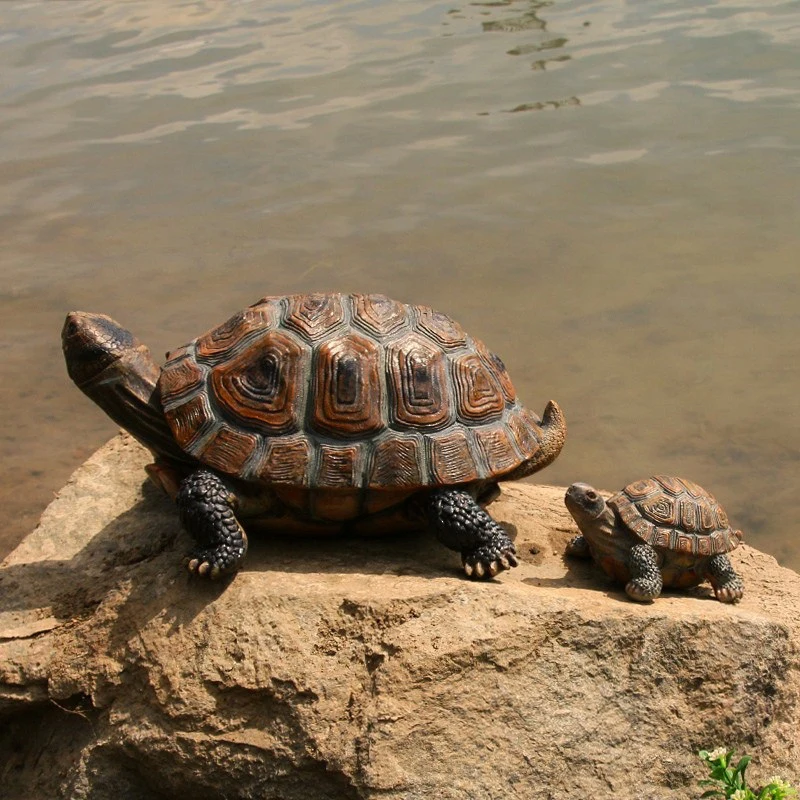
[565, 482, 607, 521]
[62, 312, 138, 387]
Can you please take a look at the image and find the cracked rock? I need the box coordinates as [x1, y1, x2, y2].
[1, 434, 799, 799]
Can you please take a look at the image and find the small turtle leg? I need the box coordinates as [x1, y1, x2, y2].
[565, 534, 591, 559]
[705, 554, 744, 603]
[423, 488, 518, 579]
[625, 542, 663, 602]
[177, 469, 248, 579]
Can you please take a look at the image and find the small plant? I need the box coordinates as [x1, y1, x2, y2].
[698, 747, 798, 800]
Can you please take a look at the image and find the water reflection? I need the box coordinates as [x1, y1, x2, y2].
[1, 0, 798, 569]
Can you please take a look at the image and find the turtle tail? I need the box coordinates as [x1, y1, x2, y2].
[505, 399, 567, 479]
[534, 399, 567, 470]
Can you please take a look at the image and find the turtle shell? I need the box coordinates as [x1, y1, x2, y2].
[157, 293, 553, 502]
[609, 475, 742, 556]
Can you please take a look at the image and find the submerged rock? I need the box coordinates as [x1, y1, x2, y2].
[1, 434, 798, 798]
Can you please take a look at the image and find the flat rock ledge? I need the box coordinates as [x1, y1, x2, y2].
[1, 434, 799, 799]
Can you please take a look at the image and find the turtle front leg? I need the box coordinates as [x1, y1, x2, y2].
[565, 534, 591, 559]
[424, 488, 518, 579]
[177, 470, 248, 579]
[705, 553, 744, 603]
[625, 542, 663, 602]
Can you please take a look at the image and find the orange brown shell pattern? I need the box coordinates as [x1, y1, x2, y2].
[609, 475, 742, 556]
[157, 293, 549, 490]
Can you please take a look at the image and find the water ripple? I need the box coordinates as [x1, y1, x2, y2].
[1, 0, 799, 567]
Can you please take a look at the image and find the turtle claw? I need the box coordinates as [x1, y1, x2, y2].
[187, 552, 226, 580]
[714, 585, 743, 604]
[625, 580, 657, 603]
[462, 546, 518, 580]
[499, 553, 519, 570]
[708, 557, 744, 604]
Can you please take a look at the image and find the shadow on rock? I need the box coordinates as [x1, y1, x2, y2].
[1, 473, 520, 629]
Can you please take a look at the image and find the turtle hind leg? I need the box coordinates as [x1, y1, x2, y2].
[625, 542, 663, 602]
[177, 469, 248, 579]
[706, 553, 744, 603]
[423, 488, 518, 579]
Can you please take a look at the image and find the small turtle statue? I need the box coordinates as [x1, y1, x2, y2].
[564, 476, 744, 603]
[63, 293, 567, 580]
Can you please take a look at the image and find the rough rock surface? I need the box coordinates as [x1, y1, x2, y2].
[1, 434, 799, 799]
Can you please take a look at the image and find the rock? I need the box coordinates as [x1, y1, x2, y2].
[1, 433, 799, 799]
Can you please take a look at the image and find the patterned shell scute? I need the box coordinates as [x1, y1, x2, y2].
[429, 428, 480, 485]
[368, 436, 423, 488]
[413, 305, 467, 349]
[312, 333, 384, 438]
[255, 437, 310, 485]
[451, 352, 505, 423]
[609, 475, 741, 556]
[351, 294, 408, 339]
[210, 330, 305, 436]
[283, 293, 346, 343]
[474, 340, 516, 404]
[195, 304, 278, 364]
[158, 292, 548, 488]
[387, 332, 451, 431]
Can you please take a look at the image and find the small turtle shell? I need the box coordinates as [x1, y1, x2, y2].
[609, 475, 742, 556]
[157, 293, 557, 491]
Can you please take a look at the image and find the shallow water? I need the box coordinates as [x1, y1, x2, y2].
[1, 0, 799, 567]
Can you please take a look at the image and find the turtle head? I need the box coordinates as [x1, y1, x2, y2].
[62, 312, 139, 387]
[565, 483, 606, 520]
[564, 482, 617, 542]
[62, 312, 190, 466]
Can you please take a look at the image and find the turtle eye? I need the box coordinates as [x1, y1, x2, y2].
[586, 490, 598, 502]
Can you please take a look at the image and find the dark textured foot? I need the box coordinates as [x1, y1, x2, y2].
[565, 534, 591, 559]
[706, 553, 744, 603]
[625, 542, 662, 603]
[424, 488, 518, 579]
[177, 470, 248, 579]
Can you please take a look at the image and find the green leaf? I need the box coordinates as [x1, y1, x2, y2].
[708, 766, 728, 780]
[735, 755, 753, 775]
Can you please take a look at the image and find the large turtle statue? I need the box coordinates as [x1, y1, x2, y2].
[564, 476, 744, 603]
[63, 293, 566, 580]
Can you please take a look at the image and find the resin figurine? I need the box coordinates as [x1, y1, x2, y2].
[63, 293, 566, 580]
[565, 476, 743, 603]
